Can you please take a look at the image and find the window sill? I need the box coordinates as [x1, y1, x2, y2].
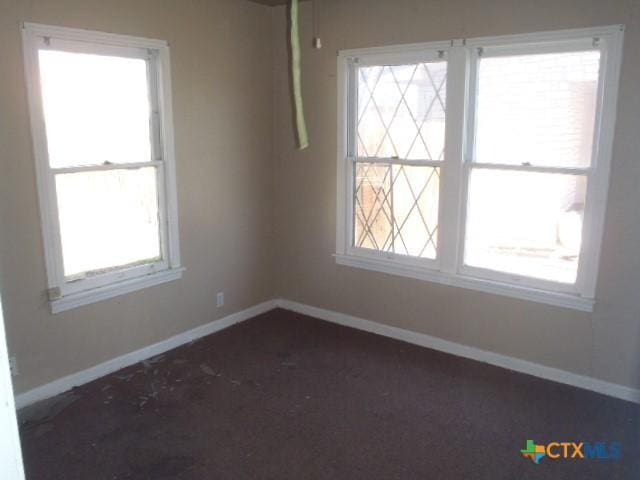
[334, 253, 594, 312]
[50, 267, 185, 314]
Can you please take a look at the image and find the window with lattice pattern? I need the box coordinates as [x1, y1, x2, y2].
[337, 27, 623, 310]
[353, 60, 446, 260]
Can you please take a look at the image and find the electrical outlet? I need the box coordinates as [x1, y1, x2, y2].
[9, 356, 18, 377]
[216, 292, 224, 308]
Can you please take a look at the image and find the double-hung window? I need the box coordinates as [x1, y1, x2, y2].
[23, 23, 182, 313]
[336, 27, 624, 311]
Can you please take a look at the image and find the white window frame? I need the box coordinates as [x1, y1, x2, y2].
[336, 26, 625, 312]
[22, 23, 183, 314]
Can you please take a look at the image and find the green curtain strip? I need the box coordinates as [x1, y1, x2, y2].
[291, 0, 309, 149]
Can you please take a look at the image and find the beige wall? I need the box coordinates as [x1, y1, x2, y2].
[1, 0, 639, 396]
[272, 0, 640, 390]
[0, 0, 275, 393]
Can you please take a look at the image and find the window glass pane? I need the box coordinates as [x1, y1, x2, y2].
[39, 50, 152, 168]
[475, 51, 600, 167]
[357, 61, 446, 160]
[55, 167, 161, 277]
[464, 169, 586, 283]
[355, 162, 439, 258]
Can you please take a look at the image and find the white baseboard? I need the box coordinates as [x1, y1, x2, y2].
[15, 297, 640, 409]
[275, 298, 640, 404]
[15, 299, 277, 409]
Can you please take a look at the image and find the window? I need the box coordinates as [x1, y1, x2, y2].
[23, 23, 182, 313]
[355, 57, 446, 260]
[336, 27, 624, 311]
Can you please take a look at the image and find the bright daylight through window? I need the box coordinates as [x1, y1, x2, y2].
[466, 50, 600, 284]
[39, 50, 161, 278]
[337, 27, 623, 310]
[23, 24, 182, 312]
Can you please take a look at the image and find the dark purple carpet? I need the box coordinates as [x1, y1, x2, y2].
[19, 308, 640, 479]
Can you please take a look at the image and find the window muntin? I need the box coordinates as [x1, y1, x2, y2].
[354, 163, 440, 258]
[352, 58, 446, 260]
[338, 28, 623, 307]
[357, 62, 447, 160]
[24, 23, 182, 311]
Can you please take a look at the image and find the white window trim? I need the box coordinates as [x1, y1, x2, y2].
[336, 26, 625, 312]
[22, 23, 183, 314]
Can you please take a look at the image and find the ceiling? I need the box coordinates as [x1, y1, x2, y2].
[248, 0, 310, 5]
